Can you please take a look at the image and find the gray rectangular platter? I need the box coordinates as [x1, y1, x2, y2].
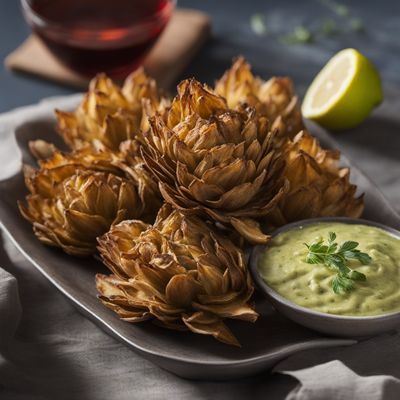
[0, 95, 399, 380]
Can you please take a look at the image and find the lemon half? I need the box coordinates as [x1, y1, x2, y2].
[302, 48, 383, 130]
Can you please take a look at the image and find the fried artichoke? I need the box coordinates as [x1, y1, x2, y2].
[56, 68, 168, 151]
[269, 131, 364, 226]
[19, 147, 162, 256]
[142, 79, 288, 244]
[17, 56, 366, 348]
[215, 57, 304, 141]
[96, 205, 258, 346]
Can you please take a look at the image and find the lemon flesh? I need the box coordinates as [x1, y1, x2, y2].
[302, 48, 383, 130]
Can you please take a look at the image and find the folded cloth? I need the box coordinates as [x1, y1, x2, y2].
[1, 93, 400, 399]
[276, 336, 400, 400]
[0, 266, 20, 346]
[2, 228, 400, 400]
[0, 231, 295, 400]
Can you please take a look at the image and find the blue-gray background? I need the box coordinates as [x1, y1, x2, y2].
[1, 0, 400, 111]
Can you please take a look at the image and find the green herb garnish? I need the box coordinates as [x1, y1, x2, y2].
[334, 4, 350, 17]
[304, 232, 371, 294]
[250, 14, 268, 35]
[319, 0, 350, 17]
[349, 18, 365, 32]
[279, 25, 314, 45]
[321, 19, 338, 36]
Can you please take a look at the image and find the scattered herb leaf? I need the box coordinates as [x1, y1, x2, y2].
[280, 25, 314, 45]
[321, 19, 338, 36]
[250, 14, 268, 35]
[350, 18, 365, 32]
[335, 4, 350, 17]
[304, 232, 371, 294]
[250, 1, 365, 45]
[319, 0, 350, 18]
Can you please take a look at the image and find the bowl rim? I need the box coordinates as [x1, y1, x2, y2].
[20, 0, 176, 33]
[250, 216, 400, 321]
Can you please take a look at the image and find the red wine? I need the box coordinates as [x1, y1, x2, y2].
[24, 0, 174, 78]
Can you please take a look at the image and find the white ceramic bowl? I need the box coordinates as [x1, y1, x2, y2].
[250, 217, 400, 337]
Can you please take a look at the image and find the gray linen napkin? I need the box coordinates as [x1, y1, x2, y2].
[275, 335, 400, 400]
[1, 93, 400, 400]
[0, 94, 295, 400]
[0, 234, 294, 400]
[0, 267, 20, 345]
[282, 360, 400, 400]
[2, 231, 400, 400]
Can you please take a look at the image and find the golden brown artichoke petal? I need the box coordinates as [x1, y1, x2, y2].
[64, 209, 110, 240]
[182, 312, 240, 347]
[37, 145, 161, 223]
[144, 80, 288, 244]
[20, 161, 145, 256]
[32, 220, 95, 256]
[167, 80, 228, 127]
[96, 274, 152, 322]
[193, 298, 258, 322]
[230, 217, 270, 245]
[266, 130, 364, 226]
[38, 144, 125, 180]
[215, 57, 304, 140]
[101, 112, 141, 150]
[56, 68, 167, 151]
[291, 131, 340, 172]
[165, 274, 203, 308]
[96, 207, 257, 346]
[122, 67, 168, 127]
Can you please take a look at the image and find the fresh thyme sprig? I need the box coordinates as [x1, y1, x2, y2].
[304, 232, 371, 294]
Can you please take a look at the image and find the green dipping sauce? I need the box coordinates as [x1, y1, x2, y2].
[258, 222, 400, 316]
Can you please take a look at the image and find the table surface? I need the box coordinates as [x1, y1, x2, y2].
[1, 1, 400, 399]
